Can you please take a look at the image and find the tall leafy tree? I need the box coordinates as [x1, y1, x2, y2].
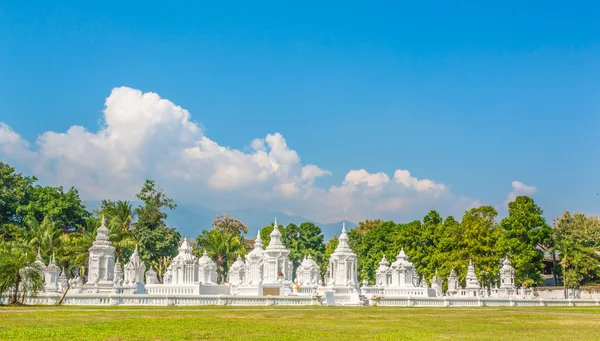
[352, 220, 404, 284]
[132, 180, 181, 269]
[0, 162, 36, 229]
[280, 222, 325, 279]
[496, 196, 552, 286]
[459, 206, 501, 287]
[17, 185, 89, 230]
[552, 211, 600, 294]
[435, 216, 463, 285]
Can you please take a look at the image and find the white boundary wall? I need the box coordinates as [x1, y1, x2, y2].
[371, 296, 600, 307]
[3, 293, 600, 307]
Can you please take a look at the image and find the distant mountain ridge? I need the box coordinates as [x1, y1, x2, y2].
[83, 200, 355, 240]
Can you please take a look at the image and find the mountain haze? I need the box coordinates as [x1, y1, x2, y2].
[84, 200, 355, 240]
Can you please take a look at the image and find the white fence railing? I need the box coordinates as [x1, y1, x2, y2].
[371, 296, 600, 307]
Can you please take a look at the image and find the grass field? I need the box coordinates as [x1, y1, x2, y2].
[1, 306, 600, 340]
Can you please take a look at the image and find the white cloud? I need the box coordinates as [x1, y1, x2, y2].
[0, 86, 485, 223]
[505, 180, 537, 205]
[393, 169, 446, 192]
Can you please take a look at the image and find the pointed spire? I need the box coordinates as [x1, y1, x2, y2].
[270, 219, 281, 237]
[203, 250, 208, 257]
[333, 223, 353, 254]
[255, 229, 263, 248]
[179, 237, 190, 250]
[34, 247, 46, 269]
[267, 220, 284, 250]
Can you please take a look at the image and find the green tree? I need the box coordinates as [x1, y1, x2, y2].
[195, 229, 246, 283]
[132, 180, 181, 268]
[17, 185, 89, 230]
[26, 216, 62, 261]
[435, 216, 463, 287]
[350, 220, 404, 284]
[0, 162, 36, 229]
[96, 200, 137, 262]
[281, 222, 325, 279]
[459, 206, 501, 287]
[552, 211, 600, 294]
[354, 219, 383, 235]
[212, 214, 248, 235]
[58, 216, 98, 275]
[496, 196, 552, 287]
[0, 242, 44, 304]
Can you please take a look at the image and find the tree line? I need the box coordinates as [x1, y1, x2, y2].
[1, 161, 599, 303]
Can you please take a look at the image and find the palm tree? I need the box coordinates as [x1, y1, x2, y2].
[114, 201, 135, 232]
[0, 242, 44, 304]
[196, 229, 246, 283]
[26, 216, 62, 261]
[58, 216, 97, 277]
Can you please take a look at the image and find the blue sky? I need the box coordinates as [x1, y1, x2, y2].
[0, 1, 599, 223]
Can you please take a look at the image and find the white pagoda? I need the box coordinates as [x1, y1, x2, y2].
[164, 238, 198, 285]
[365, 248, 434, 298]
[198, 250, 218, 284]
[43, 254, 61, 292]
[296, 254, 320, 286]
[84, 217, 116, 293]
[124, 246, 146, 285]
[321, 223, 361, 304]
[464, 260, 481, 297]
[229, 219, 293, 296]
[325, 223, 358, 288]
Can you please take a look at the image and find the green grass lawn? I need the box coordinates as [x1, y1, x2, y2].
[1, 305, 600, 340]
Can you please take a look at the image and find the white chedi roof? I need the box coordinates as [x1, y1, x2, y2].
[391, 248, 413, 268]
[198, 250, 215, 267]
[332, 222, 355, 255]
[300, 254, 319, 270]
[46, 254, 61, 273]
[248, 230, 264, 258]
[501, 257, 513, 272]
[125, 246, 144, 270]
[377, 255, 390, 272]
[230, 255, 245, 272]
[172, 237, 197, 264]
[266, 218, 286, 251]
[90, 216, 114, 251]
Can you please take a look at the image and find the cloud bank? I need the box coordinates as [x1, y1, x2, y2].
[0, 86, 531, 222]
